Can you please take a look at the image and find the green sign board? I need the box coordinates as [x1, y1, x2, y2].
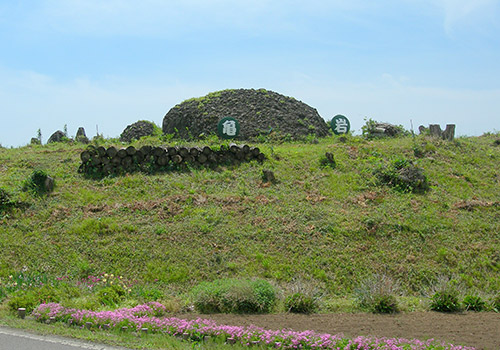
[217, 117, 240, 139]
[331, 115, 350, 135]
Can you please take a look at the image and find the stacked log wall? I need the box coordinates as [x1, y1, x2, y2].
[79, 144, 266, 176]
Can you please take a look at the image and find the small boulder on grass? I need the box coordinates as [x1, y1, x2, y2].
[23, 170, 55, 196]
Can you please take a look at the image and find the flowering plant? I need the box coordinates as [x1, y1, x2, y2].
[32, 303, 476, 350]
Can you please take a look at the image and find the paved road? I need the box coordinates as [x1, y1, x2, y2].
[0, 327, 128, 350]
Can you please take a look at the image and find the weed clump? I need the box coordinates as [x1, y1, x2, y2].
[0, 188, 13, 212]
[285, 292, 318, 314]
[491, 294, 500, 312]
[7, 285, 61, 313]
[430, 290, 461, 312]
[192, 278, 276, 314]
[375, 158, 429, 194]
[96, 284, 126, 307]
[319, 152, 336, 169]
[462, 295, 485, 311]
[355, 274, 400, 314]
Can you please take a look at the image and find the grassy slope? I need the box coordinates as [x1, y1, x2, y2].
[0, 134, 499, 298]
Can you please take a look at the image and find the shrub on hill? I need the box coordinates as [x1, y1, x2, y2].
[375, 158, 429, 194]
[430, 290, 461, 312]
[285, 292, 318, 314]
[462, 295, 485, 311]
[355, 274, 400, 314]
[192, 278, 276, 314]
[0, 188, 13, 212]
[493, 294, 500, 311]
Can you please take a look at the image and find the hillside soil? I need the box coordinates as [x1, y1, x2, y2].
[179, 312, 500, 350]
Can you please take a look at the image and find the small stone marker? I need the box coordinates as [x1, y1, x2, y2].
[17, 308, 26, 319]
[427, 124, 456, 141]
[76, 127, 89, 144]
[331, 115, 350, 135]
[44, 176, 55, 193]
[218, 117, 240, 139]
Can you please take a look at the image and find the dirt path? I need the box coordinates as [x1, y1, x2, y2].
[178, 312, 500, 350]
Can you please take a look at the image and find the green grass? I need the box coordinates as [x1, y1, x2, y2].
[1, 134, 499, 308]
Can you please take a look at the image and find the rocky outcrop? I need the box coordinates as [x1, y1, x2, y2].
[47, 130, 66, 143]
[162, 89, 330, 140]
[75, 127, 89, 144]
[120, 121, 157, 143]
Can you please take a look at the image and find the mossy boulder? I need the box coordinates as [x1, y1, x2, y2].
[120, 120, 157, 143]
[162, 88, 330, 140]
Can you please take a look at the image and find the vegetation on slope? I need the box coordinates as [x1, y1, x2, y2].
[0, 133, 499, 311]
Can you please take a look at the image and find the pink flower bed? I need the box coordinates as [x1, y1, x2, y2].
[32, 303, 476, 350]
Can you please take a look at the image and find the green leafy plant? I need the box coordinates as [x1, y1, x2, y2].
[355, 274, 400, 313]
[96, 284, 126, 307]
[285, 292, 318, 314]
[7, 285, 60, 313]
[491, 294, 500, 312]
[372, 294, 399, 313]
[430, 290, 461, 312]
[463, 295, 485, 311]
[319, 152, 336, 169]
[0, 188, 13, 212]
[133, 285, 164, 302]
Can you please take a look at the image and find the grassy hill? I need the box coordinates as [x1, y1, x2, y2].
[0, 133, 499, 310]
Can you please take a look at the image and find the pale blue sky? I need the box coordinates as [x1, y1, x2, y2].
[1, 0, 499, 146]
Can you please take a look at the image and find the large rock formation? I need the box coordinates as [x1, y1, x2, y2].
[47, 130, 66, 143]
[120, 120, 157, 143]
[162, 89, 330, 140]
